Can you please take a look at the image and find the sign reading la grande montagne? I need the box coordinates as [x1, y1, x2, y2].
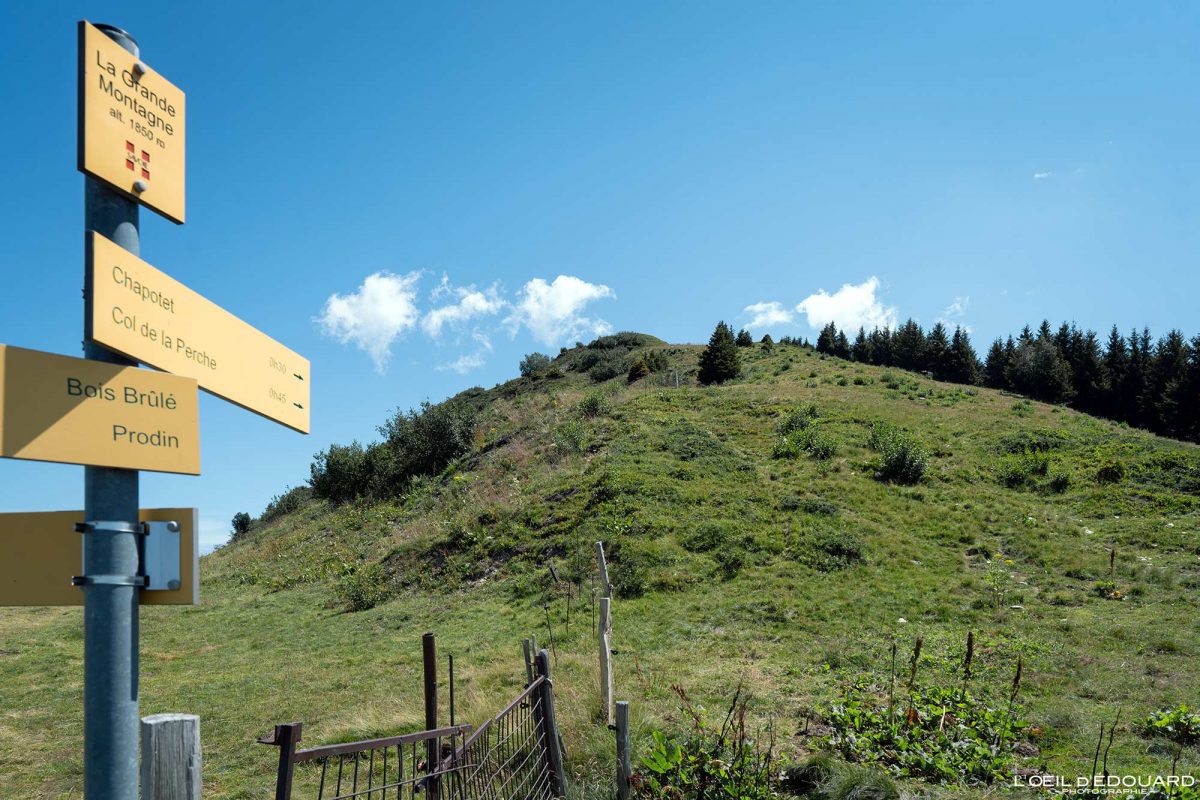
[78, 20, 186, 224]
[0, 345, 200, 474]
[89, 232, 311, 433]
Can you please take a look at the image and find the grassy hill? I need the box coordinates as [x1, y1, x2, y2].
[1, 335, 1198, 798]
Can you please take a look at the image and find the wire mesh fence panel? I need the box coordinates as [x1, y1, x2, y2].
[273, 678, 553, 800]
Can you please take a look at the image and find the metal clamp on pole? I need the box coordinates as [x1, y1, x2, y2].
[74, 520, 145, 535]
[72, 575, 149, 588]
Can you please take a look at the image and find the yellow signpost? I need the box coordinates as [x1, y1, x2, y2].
[0, 344, 200, 474]
[89, 231, 311, 433]
[78, 20, 186, 224]
[0, 508, 198, 606]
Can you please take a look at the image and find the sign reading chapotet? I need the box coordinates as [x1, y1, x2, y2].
[88, 231, 311, 433]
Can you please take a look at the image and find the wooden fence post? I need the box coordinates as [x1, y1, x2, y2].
[267, 722, 301, 800]
[598, 597, 614, 726]
[523, 638, 535, 685]
[141, 713, 202, 800]
[422, 632, 440, 793]
[615, 701, 631, 800]
[535, 649, 569, 797]
[595, 541, 612, 598]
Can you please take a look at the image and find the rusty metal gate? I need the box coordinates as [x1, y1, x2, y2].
[262, 650, 565, 800]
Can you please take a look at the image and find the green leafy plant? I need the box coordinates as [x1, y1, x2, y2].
[633, 686, 781, 800]
[1142, 705, 1200, 745]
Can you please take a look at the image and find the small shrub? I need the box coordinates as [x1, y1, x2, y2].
[1096, 461, 1126, 484]
[868, 423, 928, 484]
[554, 420, 586, 454]
[1047, 471, 1071, 494]
[802, 528, 865, 571]
[578, 391, 610, 418]
[332, 561, 388, 611]
[714, 547, 745, 580]
[680, 522, 734, 553]
[628, 356, 651, 383]
[807, 430, 839, 460]
[778, 404, 819, 435]
[1092, 580, 1123, 600]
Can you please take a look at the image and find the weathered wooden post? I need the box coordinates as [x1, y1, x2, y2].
[523, 638, 535, 685]
[141, 713, 201, 800]
[595, 541, 612, 598]
[535, 649, 569, 796]
[615, 701, 632, 800]
[264, 722, 301, 800]
[599, 597, 614, 726]
[422, 632, 439, 792]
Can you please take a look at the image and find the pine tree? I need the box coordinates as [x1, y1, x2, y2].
[892, 319, 927, 371]
[946, 327, 981, 384]
[1068, 328, 1104, 415]
[1101, 326, 1129, 421]
[834, 329, 852, 359]
[698, 321, 741, 385]
[924, 322, 950, 376]
[868, 327, 893, 366]
[852, 327, 869, 362]
[1148, 330, 1189, 436]
[735, 328, 754, 347]
[816, 322, 837, 355]
[983, 338, 1009, 388]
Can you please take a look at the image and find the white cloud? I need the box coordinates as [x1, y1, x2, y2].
[943, 296, 969, 318]
[421, 280, 505, 338]
[795, 277, 897, 332]
[743, 301, 794, 329]
[506, 276, 615, 346]
[1033, 171, 1053, 179]
[317, 271, 421, 373]
[437, 353, 487, 374]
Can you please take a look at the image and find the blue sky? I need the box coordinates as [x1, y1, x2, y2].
[1, 2, 1197, 550]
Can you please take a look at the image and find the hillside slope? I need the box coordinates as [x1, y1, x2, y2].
[1, 337, 1198, 798]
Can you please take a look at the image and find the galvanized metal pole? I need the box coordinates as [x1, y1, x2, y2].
[82, 23, 142, 800]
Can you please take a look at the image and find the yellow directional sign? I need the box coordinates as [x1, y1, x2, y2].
[0, 509, 198, 606]
[78, 20, 186, 224]
[0, 345, 200, 474]
[89, 232, 311, 433]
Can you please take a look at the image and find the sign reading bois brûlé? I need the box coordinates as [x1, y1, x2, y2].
[0, 345, 200, 474]
[88, 231, 311, 433]
[78, 19, 186, 224]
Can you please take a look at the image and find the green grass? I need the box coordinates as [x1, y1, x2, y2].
[1, 340, 1198, 797]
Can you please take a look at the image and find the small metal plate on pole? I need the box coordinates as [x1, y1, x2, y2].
[0, 344, 200, 474]
[89, 231, 311, 433]
[0, 508, 199, 606]
[78, 20, 186, 224]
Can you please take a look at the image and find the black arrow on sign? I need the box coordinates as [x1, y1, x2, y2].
[293, 403, 304, 410]
[293, 373, 304, 381]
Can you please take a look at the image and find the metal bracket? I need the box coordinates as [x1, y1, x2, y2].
[140, 521, 181, 591]
[72, 575, 148, 588]
[74, 520, 144, 535]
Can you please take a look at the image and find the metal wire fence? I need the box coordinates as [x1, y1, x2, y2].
[265, 666, 561, 800]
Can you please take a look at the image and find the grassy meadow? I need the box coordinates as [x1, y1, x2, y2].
[1, 338, 1197, 798]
